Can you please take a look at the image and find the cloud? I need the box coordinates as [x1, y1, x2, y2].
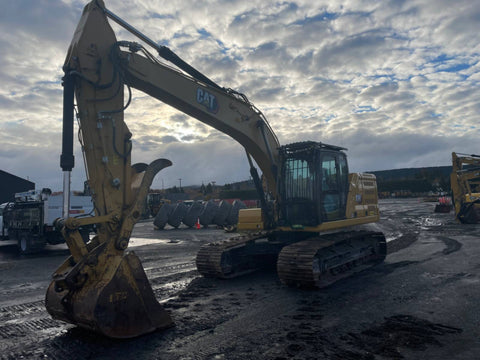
[0, 0, 478, 193]
[0, 1, 79, 43]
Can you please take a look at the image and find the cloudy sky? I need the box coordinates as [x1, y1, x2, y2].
[1, 0, 479, 192]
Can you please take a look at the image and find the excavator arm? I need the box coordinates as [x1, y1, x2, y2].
[46, 0, 280, 338]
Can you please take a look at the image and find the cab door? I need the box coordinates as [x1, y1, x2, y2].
[320, 151, 348, 221]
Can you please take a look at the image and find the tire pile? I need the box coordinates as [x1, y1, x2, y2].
[153, 200, 247, 229]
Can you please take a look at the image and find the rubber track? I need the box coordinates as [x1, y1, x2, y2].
[277, 237, 331, 288]
[196, 232, 269, 278]
[277, 231, 386, 288]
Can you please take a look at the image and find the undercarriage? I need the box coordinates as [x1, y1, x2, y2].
[196, 230, 387, 288]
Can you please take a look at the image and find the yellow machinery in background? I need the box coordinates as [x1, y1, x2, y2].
[451, 152, 480, 223]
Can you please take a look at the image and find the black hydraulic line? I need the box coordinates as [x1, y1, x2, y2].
[111, 118, 133, 160]
[246, 151, 274, 228]
[60, 72, 75, 172]
[98, 2, 222, 91]
[155, 47, 222, 90]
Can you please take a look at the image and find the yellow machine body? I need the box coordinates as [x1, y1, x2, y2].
[238, 173, 380, 232]
[450, 152, 480, 224]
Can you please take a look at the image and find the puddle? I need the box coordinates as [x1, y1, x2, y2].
[129, 237, 181, 247]
[386, 232, 403, 243]
[414, 216, 444, 229]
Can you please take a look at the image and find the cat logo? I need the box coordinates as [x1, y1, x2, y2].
[196, 88, 219, 114]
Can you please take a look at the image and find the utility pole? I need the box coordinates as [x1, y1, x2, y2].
[178, 178, 182, 190]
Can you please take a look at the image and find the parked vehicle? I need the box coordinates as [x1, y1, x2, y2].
[450, 152, 480, 223]
[147, 193, 171, 217]
[3, 189, 94, 254]
[0, 202, 9, 240]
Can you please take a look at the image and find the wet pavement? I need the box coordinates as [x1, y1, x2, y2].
[0, 198, 479, 359]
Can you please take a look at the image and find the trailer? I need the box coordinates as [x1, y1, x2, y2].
[3, 189, 94, 254]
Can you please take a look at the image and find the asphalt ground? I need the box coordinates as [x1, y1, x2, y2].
[0, 198, 478, 359]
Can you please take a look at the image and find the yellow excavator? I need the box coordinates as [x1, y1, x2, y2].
[46, 0, 386, 338]
[450, 152, 480, 223]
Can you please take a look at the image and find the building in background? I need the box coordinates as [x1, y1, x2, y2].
[0, 170, 35, 203]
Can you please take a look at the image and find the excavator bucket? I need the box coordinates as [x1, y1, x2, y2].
[457, 202, 480, 224]
[46, 250, 173, 338]
[46, 159, 174, 338]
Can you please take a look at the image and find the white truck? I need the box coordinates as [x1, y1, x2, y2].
[0, 202, 9, 240]
[2, 189, 94, 254]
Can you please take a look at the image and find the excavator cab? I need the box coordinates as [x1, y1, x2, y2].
[278, 142, 349, 227]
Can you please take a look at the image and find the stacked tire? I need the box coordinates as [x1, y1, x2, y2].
[199, 200, 217, 227]
[154, 200, 247, 229]
[168, 202, 188, 228]
[183, 201, 204, 227]
[212, 200, 232, 227]
[153, 203, 173, 229]
[226, 200, 247, 225]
